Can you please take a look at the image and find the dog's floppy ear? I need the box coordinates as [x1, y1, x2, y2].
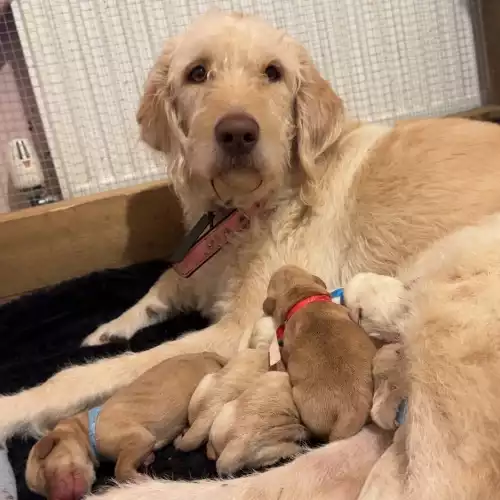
[33, 434, 59, 460]
[137, 38, 184, 155]
[263, 297, 276, 316]
[295, 52, 344, 201]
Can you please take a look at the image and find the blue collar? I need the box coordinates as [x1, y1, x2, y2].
[87, 406, 102, 459]
[395, 398, 408, 426]
[330, 288, 345, 305]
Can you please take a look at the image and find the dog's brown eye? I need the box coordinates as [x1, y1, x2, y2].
[264, 64, 282, 82]
[187, 64, 208, 83]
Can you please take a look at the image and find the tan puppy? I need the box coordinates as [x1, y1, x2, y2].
[174, 346, 270, 453]
[263, 265, 376, 442]
[370, 343, 406, 430]
[25, 353, 225, 499]
[207, 371, 308, 476]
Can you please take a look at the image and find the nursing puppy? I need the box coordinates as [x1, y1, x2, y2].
[207, 371, 308, 476]
[263, 265, 376, 441]
[26, 353, 225, 499]
[174, 346, 270, 453]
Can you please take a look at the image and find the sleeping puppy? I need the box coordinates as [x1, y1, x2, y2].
[174, 345, 270, 453]
[207, 371, 308, 476]
[25, 352, 225, 499]
[263, 265, 376, 442]
[370, 343, 406, 430]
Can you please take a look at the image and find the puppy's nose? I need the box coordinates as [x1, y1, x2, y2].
[215, 113, 260, 156]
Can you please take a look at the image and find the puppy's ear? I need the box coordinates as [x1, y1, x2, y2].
[312, 275, 327, 289]
[33, 435, 59, 460]
[263, 297, 276, 316]
[295, 51, 344, 202]
[137, 38, 185, 155]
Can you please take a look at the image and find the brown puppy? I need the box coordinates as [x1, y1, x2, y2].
[264, 265, 376, 441]
[25, 352, 225, 499]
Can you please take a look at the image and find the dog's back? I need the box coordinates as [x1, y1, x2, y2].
[285, 303, 376, 441]
[398, 213, 500, 499]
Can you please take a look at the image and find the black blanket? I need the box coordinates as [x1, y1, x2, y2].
[0, 261, 223, 500]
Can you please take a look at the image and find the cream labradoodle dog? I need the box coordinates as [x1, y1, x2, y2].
[352, 213, 500, 499]
[2, 8, 500, 499]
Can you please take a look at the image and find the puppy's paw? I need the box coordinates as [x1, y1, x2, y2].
[173, 433, 187, 450]
[371, 395, 402, 430]
[371, 344, 405, 430]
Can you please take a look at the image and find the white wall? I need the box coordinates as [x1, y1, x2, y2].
[12, 0, 483, 200]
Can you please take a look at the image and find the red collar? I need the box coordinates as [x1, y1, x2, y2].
[276, 294, 332, 344]
[171, 203, 263, 278]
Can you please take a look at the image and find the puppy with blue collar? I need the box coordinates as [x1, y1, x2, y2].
[25, 352, 226, 499]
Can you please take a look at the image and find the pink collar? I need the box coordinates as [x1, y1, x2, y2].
[276, 294, 332, 345]
[171, 203, 262, 278]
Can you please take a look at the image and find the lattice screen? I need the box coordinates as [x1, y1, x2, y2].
[0, 0, 487, 213]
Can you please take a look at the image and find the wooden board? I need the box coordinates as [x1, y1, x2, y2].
[1, 105, 500, 299]
[0, 181, 183, 298]
[480, 0, 500, 104]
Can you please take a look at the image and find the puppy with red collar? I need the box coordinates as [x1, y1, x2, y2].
[263, 265, 376, 442]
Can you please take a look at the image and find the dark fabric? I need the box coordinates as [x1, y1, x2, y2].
[0, 261, 223, 500]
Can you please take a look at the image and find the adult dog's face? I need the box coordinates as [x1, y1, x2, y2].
[138, 10, 344, 208]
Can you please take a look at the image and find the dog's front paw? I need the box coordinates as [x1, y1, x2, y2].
[82, 318, 137, 346]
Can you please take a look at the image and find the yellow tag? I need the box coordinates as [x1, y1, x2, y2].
[269, 336, 281, 367]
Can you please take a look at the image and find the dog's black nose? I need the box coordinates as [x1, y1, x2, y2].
[215, 113, 260, 156]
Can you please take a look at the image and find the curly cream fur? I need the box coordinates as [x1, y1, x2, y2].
[3, 9, 500, 500]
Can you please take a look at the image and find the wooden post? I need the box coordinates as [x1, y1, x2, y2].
[480, 0, 500, 104]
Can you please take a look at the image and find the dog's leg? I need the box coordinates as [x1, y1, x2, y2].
[0, 319, 244, 440]
[82, 269, 190, 346]
[174, 414, 215, 452]
[215, 440, 248, 476]
[206, 441, 217, 461]
[114, 429, 156, 483]
[173, 374, 218, 452]
[247, 441, 305, 470]
[87, 425, 391, 500]
[357, 443, 404, 500]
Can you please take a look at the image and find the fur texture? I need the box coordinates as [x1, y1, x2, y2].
[344, 213, 500, 499]
[3, 9, 500, 499]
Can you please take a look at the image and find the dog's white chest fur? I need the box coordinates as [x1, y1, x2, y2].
[191, 123, 390, 316]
